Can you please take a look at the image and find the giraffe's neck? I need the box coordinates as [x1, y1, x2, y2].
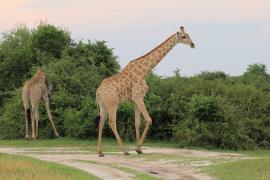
[131, 33, 177, 76]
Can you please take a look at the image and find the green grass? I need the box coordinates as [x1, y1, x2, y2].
[0, 153, 99, 180]
[0, 137, 104, 147]
[237, 150, 270, 157]
[204, 157, 270, 180]
[0, 137, 178, 148]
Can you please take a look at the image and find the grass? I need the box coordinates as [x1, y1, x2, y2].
[203, 157, 270, 180]
[237, 150, 270, 157]
[0, 153, 99, 180]
[0, 137, 179, 148]
[0, 137, 104, 148]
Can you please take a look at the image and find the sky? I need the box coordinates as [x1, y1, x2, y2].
[0, 0, 269, 76]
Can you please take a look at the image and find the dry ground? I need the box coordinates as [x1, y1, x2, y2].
[0, 146, 247, 180]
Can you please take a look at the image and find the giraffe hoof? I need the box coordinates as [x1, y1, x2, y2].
[124, 152, 130, 156]
[135, 148, 143, 154]
[98, 153, 105, 157]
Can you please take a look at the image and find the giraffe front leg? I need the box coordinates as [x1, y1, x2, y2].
[44, 96, 60, 138]
[134, 105, 143, 154]
[133, 99, 152, 149]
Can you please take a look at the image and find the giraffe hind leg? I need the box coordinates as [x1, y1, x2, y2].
[107, 104, 129, 155]
[24, 109, 31, 140]
[96, 97, 108, 157]
[22, 87, 30, 140]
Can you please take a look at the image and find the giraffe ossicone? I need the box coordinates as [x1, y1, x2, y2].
[96, 26, 195, 156]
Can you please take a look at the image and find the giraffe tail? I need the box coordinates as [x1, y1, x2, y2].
[95, 94, 101, 126]
[96, 95, 100, 116]
[26, 109, 31, 122]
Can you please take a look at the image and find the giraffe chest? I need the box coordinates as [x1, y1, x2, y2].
[117, 77, 148, 102]
[116, 80, 132, 102]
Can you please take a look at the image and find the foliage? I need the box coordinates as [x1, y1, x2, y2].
[199, 71, 227, 80]
[0, 89, 24, 139]
[0, 25, 33, 93]
[32, 23, 71, 59]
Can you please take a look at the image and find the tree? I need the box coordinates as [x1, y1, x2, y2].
[245, 63, 267, 75]
[0, 25, 33, 109]
[32, 23, 71, 59]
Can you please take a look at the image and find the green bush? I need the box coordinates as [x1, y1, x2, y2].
[173, 95, 252, 149]
[0, 89, 24, 139]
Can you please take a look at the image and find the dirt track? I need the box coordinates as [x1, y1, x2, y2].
[0, 146, 246, 180]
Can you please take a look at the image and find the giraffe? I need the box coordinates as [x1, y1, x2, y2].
[22, 69, 59, 139]
[96, 26, 195, 157]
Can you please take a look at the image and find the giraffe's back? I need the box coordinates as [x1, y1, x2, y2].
[26, 69, 49, 100]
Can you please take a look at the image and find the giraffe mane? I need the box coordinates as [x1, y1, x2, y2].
[129, 33, 176, 63]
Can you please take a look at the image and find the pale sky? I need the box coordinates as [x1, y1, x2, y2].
[0, 0, 269, 76]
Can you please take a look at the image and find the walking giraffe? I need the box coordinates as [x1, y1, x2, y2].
[22, 69, 59, 139]
[96, 26, 195, 156]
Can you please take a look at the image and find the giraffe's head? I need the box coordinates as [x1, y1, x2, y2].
[176, 27, 195, 48]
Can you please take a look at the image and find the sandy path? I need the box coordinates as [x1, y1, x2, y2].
[0, 147, 245, 180]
